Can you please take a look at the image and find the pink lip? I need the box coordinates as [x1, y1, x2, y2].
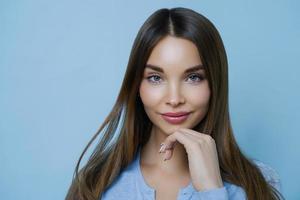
[162, 112, 190, 117]
[161, 112, 190, 124]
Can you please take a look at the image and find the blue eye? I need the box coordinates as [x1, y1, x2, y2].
[146, 73, 205, 84]
[187, 73, 204, 82]
[147, 75, 162, 84]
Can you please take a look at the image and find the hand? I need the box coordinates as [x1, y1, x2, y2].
[159, 128, 223, 191]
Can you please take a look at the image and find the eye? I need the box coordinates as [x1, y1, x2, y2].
[147, 74, 162, 84]
[187, 73, 205, 83]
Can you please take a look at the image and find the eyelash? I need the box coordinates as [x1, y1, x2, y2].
[146, 73, 205, 84]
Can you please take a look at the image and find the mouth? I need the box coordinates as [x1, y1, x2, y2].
[161, 112, 191, 125]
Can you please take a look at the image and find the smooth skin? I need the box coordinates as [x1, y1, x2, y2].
[139, 35, 223, 196]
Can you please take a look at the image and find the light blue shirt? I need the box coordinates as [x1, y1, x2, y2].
[101, 147, 281, 199]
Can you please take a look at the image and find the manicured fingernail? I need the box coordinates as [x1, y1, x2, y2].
[159, 144, 165, 153]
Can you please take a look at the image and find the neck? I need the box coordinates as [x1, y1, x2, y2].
[140, 126, 189, 175]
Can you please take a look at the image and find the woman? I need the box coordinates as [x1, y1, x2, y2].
[66, 7, 284, 200]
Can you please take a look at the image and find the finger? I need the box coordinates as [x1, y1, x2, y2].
[160, 129, 201, 151]
[159, 141, 176, 153]
[163, 131, 198, 161]
[179, 128, 214, 142]
[164, 148, 173, 161]
[162, 131, 195, 158]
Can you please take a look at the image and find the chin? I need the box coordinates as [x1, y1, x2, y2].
[160, 123, 191, 135]
[151, 113, 204, 135]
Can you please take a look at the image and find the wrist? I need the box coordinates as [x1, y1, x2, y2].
[195, 181, 224, 191]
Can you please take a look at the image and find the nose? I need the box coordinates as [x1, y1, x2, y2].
[166, 83, 185, 107]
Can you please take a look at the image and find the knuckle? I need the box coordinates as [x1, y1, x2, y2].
[174, 131, 181, 137]
[196, 139, 205, 146]
[204, 134, 214, 142]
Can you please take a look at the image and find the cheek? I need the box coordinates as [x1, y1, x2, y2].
[186, 84, 211, 108]
[139, 81, 164, 108]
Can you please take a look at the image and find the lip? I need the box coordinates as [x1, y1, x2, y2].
[161, 112, 191, 124]
[162, 112, 190, 117]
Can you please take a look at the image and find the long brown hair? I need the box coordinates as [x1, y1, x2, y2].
[66, 7, 284, 200]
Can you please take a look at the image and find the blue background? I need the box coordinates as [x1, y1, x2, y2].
[1, 0, 299, 199]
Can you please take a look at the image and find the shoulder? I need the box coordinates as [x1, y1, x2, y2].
[220, 159, 282, 198]
[252, 159, 281, 191]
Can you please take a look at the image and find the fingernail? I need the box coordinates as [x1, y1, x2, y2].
[159, 144, 165, 153]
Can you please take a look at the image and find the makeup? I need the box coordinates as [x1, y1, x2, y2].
[161, 112, 190, 124]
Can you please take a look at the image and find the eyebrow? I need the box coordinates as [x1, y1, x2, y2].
[145, 64, 204, 74]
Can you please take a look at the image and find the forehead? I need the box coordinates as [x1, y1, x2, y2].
[146, 35, 202, 72]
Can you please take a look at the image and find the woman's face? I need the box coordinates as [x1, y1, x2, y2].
[139, 35, 211, 135]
